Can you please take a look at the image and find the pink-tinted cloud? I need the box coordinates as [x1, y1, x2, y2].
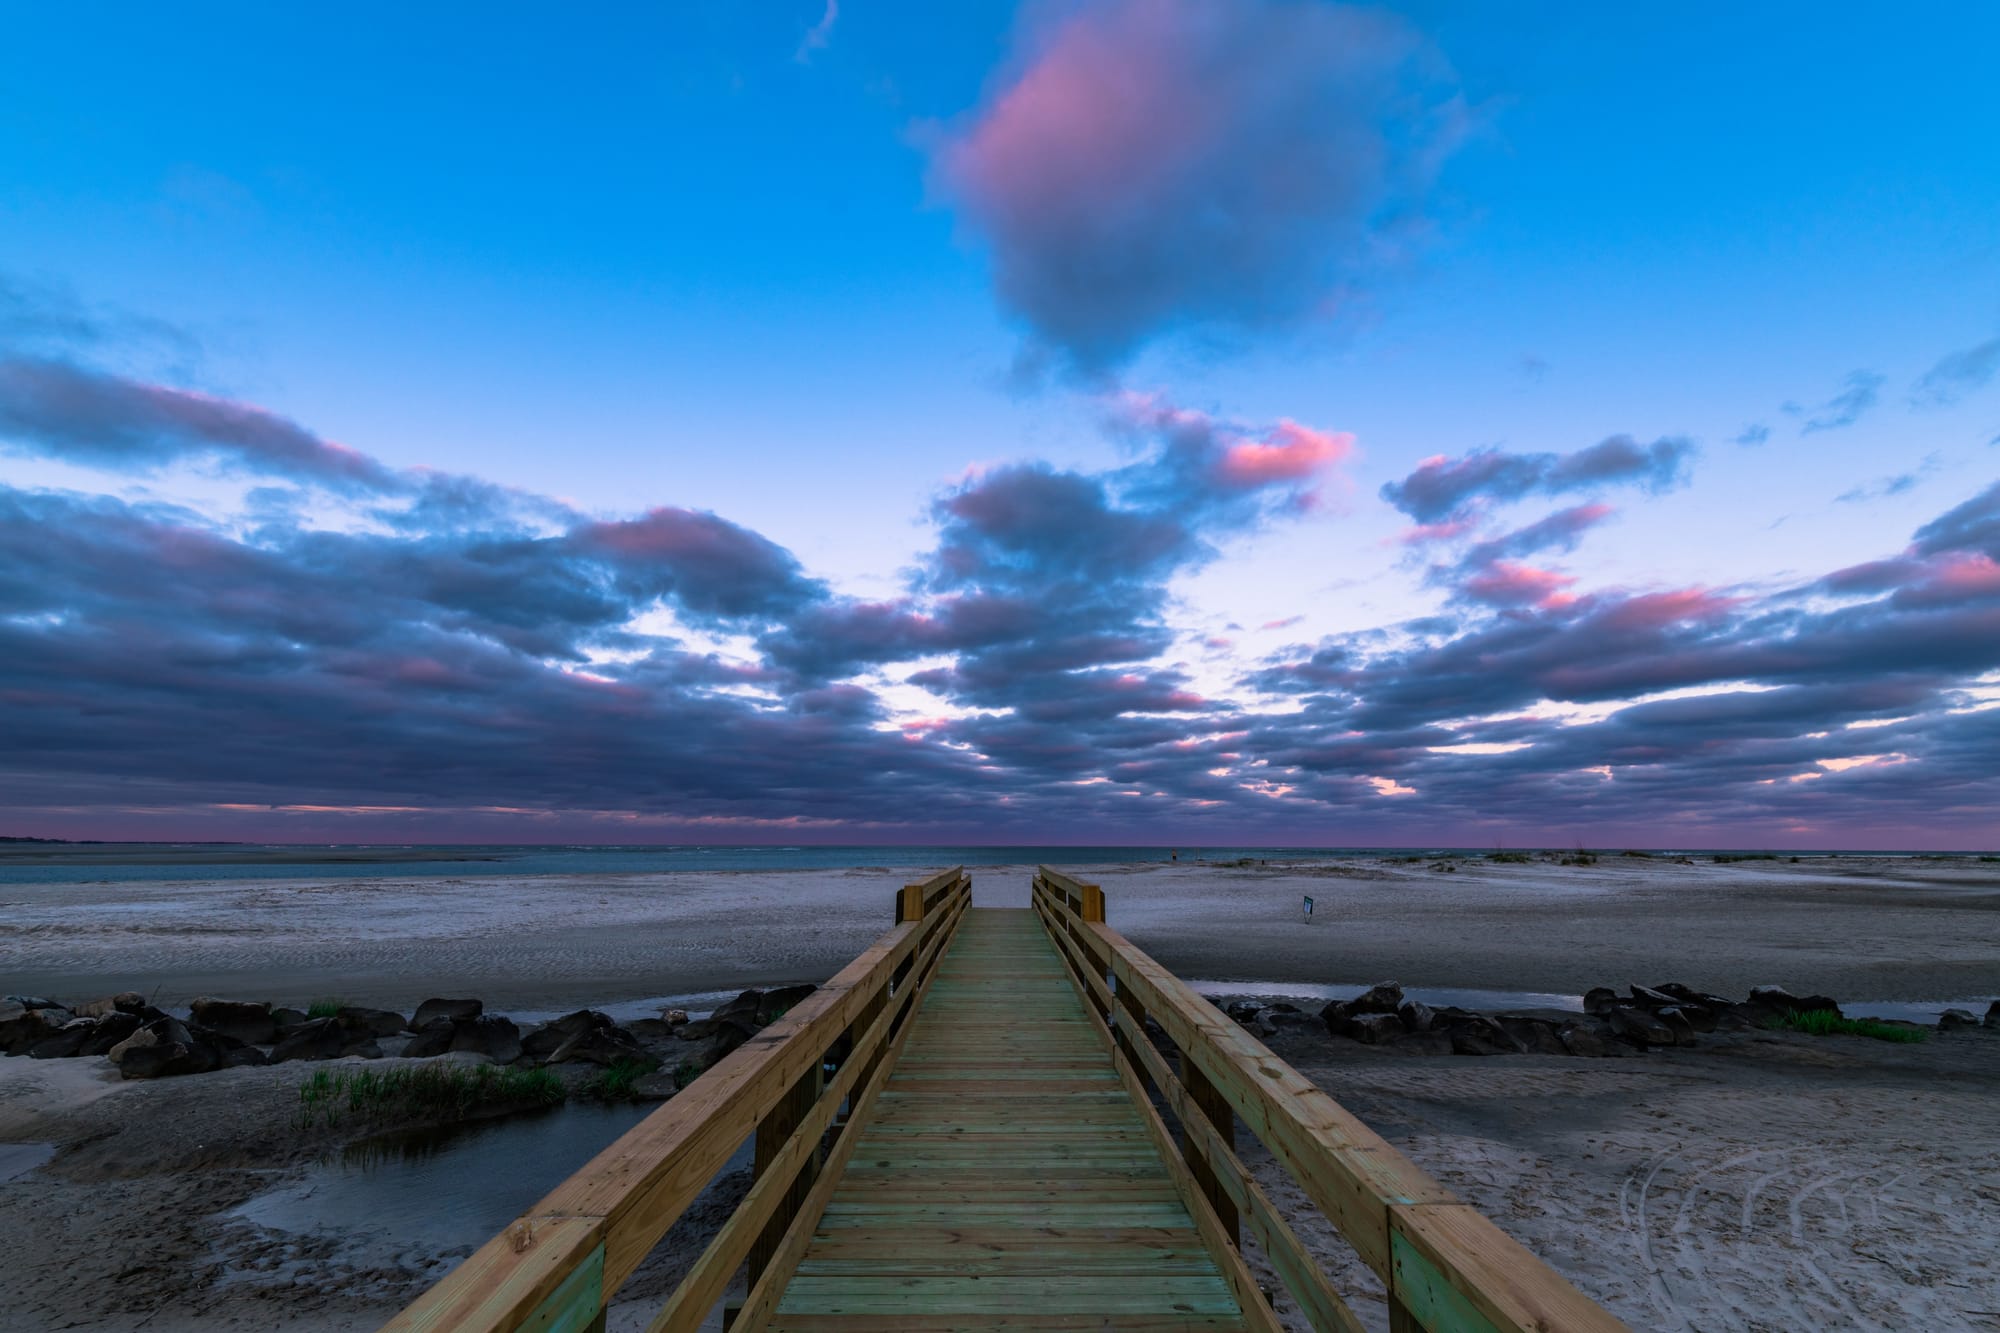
[1461, 560, 1576, 609]
[931, 0, 1464, 371]
[1215, 420, 1356, 488]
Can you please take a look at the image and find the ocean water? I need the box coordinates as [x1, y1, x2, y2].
[0, 841, 1964, 886]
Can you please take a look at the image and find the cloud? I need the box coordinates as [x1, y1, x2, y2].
[1733, 422, 1770, 446]
[1797, 369, 1885, 433]
[1380, 435, 1693, 524]
[0, 353, 400, 492]
[1909, 335, 2000, 409]
[794, 0, 838, 63]
[928, 0, 1466, 373]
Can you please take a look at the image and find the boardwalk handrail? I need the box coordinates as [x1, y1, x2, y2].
[1031, 866, 1629, 1333]
[387, 867, 970, 1333]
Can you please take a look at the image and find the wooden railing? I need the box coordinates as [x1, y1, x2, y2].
[386, 867, 970, 1333]
[1030, 866, 1628, 1333]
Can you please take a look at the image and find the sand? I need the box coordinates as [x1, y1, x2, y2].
[3, 857, 1998, 1329]
[6, 856, 1999, 1011]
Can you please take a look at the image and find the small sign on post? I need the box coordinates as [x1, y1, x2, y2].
[1302, 894, 1314, 920]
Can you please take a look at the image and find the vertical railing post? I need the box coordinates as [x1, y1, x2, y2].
[746, 1059, 822, 1289]
[1181, 1050, 1240, 1246]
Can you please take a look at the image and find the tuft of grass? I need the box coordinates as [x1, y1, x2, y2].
[1713, 853, 1776, 864]
[1769, 1010, 1927, 1043]
[579, 1057, 658, 1102]
[1979, 855, 1999, 863]
[296, 1062, 565, 1128]
[1487, 850, 1531, 864]
[305, 997, 345, 1020]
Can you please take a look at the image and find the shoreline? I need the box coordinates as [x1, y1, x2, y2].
[5, 856, 1997, 1011]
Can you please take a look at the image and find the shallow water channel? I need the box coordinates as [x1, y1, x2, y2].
[233, 1101, 678, 1257]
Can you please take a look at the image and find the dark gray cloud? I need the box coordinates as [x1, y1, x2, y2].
[929, 0, 1467, 373]
[1380, 435, 1693, 524]
[1909, 335, 2000, 409]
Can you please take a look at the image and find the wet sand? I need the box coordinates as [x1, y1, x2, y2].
[5, 856, 1998, 1011]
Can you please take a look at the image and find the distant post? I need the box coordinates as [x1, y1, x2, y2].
[1303, 894, 1314, 921]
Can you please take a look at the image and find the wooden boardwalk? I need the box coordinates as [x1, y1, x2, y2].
[770, 908, 1251, 1331]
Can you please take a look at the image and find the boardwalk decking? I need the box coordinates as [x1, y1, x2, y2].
[769, 908, 1251, 1331]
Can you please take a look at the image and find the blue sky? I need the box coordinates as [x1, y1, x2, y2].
[2, 2, 1997, 845]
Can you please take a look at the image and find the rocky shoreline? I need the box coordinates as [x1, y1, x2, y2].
[1228, 979, 1999, 1055]
[0, 984, 819, 1097]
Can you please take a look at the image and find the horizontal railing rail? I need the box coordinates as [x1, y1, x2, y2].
[1031, 866, 1628, 1333]
[386, 866, 970, 1333]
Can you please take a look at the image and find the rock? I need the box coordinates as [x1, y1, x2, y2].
[522, 1009, 617, 1060]
[1746, 985, 1841, 1017]
[1711, 1008, 1757, 1033]
[4, 996, 64, 1011]
[412, 998, 483, 1029]
[1987, 1000, 2000, 1030]
[270, 1007, 308, 1028]
[1627, 984, 1682, 1010]
[1938, 1008, 1981, 1031]
[1449, 1016, 1525, 1056]
[547, 1024, 647, 1068]
[1495, 1016, 1569, 1056]
[222, 1045, 270, 1069]
[29, 1019, 98, 1059]
[1654, 1007, 1700, 1046]
[757, 984, 817, 1024]
[81, 1010, 143, 1056]
[625, 1018, 681, 1042]
[270, 1018, 347, 1063]
[2, 1005, 76, 1056]
[1317, 1001, 1356, 1037]
[674, 1030, 747, 1081]
[1264, 1008, 1321, 1031]
[710, 990, 766, 1027]
[1557, 1022, 1614, 1057]
[675, 1015, 759, 1043]
[344, 1038, 385, 1059]
[1654, 982, 1736, 1010]
[189, 998, 278, 1045]
[402, 1019, 454, 1058]
[71, 993, 146, 1019]
[1582, 987, 1621, 1016]
[335, 1006, 408, 1038]
[1348, 1013, 1406, 1045]
[1350, 981, 1405, 1015]
[451, 1016, 521, 1064]
[662, 1009, 689, 1026]
[109, 1017, 219, 1079]
[630, 1070, 681, 1100]
[1397, 1000, 1437, 1033]
[1225, 999, 1264, 1024]
[1608, 1006, 1677, 1047]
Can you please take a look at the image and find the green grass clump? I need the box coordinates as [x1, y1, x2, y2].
[297, 1062, 565, 1128]
[1487, 851, 1531, 863]
[1713, 853, 1776, 864]
[579, 1057, 658, 1102]
[1979, 856, 1999, 863]
[1769, 1010, 1927, 1043]
[305, 997, 345, 1020]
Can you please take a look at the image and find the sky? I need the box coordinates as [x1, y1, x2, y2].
[1, 1, 1997, 848]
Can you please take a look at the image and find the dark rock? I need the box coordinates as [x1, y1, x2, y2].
[29, 1019, 98, 1059]
[1264, 1008, 1320, 1031]
[1582, 987, 1621, 1017]
[222, 1045, 270, 1069]
[451, 1015, 521, 1064]
[1348, 1013, 1406, 1045]
[757, 984, 817, 1024]
[403, 1019, 455, 1058]
[1449, 1016, 1525, 1056]
[4, 996, 64, 1011]
[626, 1018, 681, 1042]
[1318, 1000, 1356, 1037]
[548, 1025, 649, 1067]
[335, 1006, 408, 1038]
[270, 1018, 347, 1063]
[1350, 981, 1405, 1015]
[1711, 1008, 1757, 1033]
[630, 1070, 681, 1100]
[661, 1009, 689, 1027]
[109, 1017, 219, 1079]
[1654, 1007, 1700, 1046]
[2, 1005, 76, 1055]
[1746, 985, 1841, 1017]
[81, 1010, 143, 1056]
[1608, 1006, 1677, 1047]
[710, 990, 765, 1027]
[189, 998, 278, 1045]
[1654, 982, 1736, 1010]
[1495, 1016, 1569, 1056]
[1938, 1008, 1981, 1032]
[1987, 1000, 2000, 1030]
[71, 993, 146, 1019]
[1557, 1022, 1614, 1057]
[523, 1009, 616, 1059]
[270, 1007, 308, 1028]
[674, 1030, 747, 1081]
[1627, 984, 1682, 1010]
[674, 1015, 759, 1043]
[1397, 1000, 1437, 1033]
[1225, 999, 1264, 1023]
[344, 1038, 385, 1059]
[413, 998, 483, 1029]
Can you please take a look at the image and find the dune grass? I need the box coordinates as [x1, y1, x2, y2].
[304, 997, 345, 1020]
[1769, 1009, 1927, 1043]
[297, 1061, 566, 1128]
[578, 1056, 657, 1102]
